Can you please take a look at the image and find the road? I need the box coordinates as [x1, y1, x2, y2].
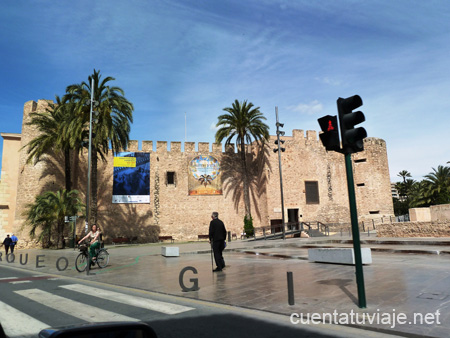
[0, 265, 395, 338]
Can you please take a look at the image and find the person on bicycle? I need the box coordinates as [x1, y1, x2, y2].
[78, 224, 101, 265]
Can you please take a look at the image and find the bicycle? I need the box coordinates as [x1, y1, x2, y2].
[75, 243, 109, 272]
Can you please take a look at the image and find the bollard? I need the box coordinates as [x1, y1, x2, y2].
[287, 272, 295, 305]
[340, 229, 343, 237]
[227, 231, 231, 242]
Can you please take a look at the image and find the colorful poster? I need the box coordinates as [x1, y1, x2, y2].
[112, 152, 150, 203]
[188, 155, 222, 195]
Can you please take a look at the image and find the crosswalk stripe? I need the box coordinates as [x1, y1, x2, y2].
[0, 300, 49, 336]
[60, 284, 194, 315]
[10, 280, 32, 284]
[0, 277, 18, 280]
[15, 289, 138, 323]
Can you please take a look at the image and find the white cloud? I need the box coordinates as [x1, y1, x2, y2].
[209, 122, 220, 131]
[315, 77, 342, 86]
[287, 100, 323, 115]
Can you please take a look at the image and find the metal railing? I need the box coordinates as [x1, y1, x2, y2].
[249, 221, 330, 240]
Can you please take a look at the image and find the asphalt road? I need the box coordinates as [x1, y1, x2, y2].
[0, 265, 397, 338]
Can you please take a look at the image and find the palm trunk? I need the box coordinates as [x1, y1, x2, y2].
[90, 146, 98, 225]
[56, 219, 64, 249]
[240, 139, 251, 218]
[64, 148, 72, 192]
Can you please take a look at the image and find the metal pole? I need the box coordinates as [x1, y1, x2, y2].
[345, 153, 367, 308]
[72, 216, 77, 250]
[86, 77, 94, 233]
[275, 107, 286, 240]
[85, 77, 95, 276]
[210, 242, 214, 272]
[287, 271, 295, 305]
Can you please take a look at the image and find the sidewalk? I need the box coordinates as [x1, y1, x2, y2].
[2, 236, 449, 337]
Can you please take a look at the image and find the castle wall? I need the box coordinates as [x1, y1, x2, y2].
[14, 100, 66, 241]
[0, 133, 21, 236]
[6, 100, 394, 244]
[263, 131, 393, 226]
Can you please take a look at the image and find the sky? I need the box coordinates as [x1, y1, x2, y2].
[1, 0, 449, 182]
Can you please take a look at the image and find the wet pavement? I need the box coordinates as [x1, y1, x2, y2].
[1, 236, 450, 337]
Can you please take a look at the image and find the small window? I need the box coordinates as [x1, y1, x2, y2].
[167, 172, 175, 185]
[354, 158, 367, 163]
[356, 183, 365, 187]
[369, 210, 380, 214]
[305, 181, 320, 204]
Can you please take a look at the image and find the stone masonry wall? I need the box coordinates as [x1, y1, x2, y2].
[0, 133, 22, 238]
[376, 221, 450, 237]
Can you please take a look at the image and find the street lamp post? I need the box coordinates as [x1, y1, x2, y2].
[86, 77, 95, 233]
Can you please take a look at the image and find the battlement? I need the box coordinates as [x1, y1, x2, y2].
[123, 129, 388, 155]
[24, 100, 53, 114]
[20, 101, 386, 155]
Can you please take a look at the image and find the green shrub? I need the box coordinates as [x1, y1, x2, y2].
[244, 215, 254, 237]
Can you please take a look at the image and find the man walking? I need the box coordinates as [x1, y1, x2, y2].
[10, 234, 18, 253]
[2, 235, 12, 255]
[209, 212, 227, 272]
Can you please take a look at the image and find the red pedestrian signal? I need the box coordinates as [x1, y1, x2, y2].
[318, 115, 340, 152]
[327, 120, 335, 131]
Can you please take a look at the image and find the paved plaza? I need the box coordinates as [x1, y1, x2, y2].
[1, 236, 449, 337]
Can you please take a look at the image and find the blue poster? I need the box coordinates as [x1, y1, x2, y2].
[112, 152, 150, 203]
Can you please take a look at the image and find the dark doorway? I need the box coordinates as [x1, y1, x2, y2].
[287, 209, 299, 230]
[270, 219, 282, 233]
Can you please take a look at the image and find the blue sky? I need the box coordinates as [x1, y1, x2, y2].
[1, 0, 449, 182]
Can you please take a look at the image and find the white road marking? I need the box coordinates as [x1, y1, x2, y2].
[15, 289, 137, 322]
[60, 284, 194, 315]
[0, 300, 49, 337]
[0, 277, 18, 280]
[10, 280, 32, 284]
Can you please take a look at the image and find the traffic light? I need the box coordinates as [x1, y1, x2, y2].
[274, 121, 285, 153]
[337, 95, 367, 154]
[317, 115, 340, 152]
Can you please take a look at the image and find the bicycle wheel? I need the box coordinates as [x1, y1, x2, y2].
[75, 252, 88, 272]
[96, 249, 109, 268]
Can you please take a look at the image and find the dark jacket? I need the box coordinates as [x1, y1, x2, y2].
[209, 218, 227, 242]
[3, 237, 12, 246]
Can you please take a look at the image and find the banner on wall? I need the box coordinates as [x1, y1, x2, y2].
[188, 155, 222, 195]
[112, 152, 150, 203]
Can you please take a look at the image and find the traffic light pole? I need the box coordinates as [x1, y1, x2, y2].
[344, 153, 366, 308]
[275, 107, 286, 240]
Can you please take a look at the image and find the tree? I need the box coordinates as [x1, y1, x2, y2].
[215, 100, 269, 219]
[24, 96, 78, 191]
[422, 165, 450, 205]
[65, 70, 134, 224]
[397, 170, 411, 184]
[24, 189, 84, 248]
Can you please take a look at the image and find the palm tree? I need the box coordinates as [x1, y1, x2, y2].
[215, 100, 269, 219]
[24, 96, 78, 191]
[422, 165, 450, 205]
[24, 189, 84, 248]
[65, 70, 134, 224]
[397, 170, 412, 184]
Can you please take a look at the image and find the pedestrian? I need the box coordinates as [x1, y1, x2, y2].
[2, 235, 12, 255]
[10, 234, 18, 253]
[209, 212, 227, 272]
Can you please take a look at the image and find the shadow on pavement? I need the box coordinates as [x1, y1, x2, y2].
[147, 313, 337, 338]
